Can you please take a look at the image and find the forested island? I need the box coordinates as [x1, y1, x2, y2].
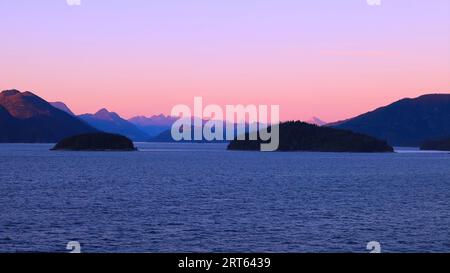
[51, 133, 136, 151]
[228, 121, 393, 153]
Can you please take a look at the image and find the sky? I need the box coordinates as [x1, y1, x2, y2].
[1, 0, 450, 122]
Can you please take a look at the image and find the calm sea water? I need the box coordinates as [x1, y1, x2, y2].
[0, 143, 449, 253]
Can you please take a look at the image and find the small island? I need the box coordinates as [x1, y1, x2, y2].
[420, 137, 450, 151]
[51, 133, 137, 151]
[228, 121, 393, 153]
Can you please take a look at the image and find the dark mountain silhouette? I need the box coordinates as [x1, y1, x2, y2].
[52, 133, 136, 151]
[79, 109, 150, 141]
[420, 137, 450, 151]
[325, 118, 350, 127]
[0, 105, 13, 121]
[128, 114, 177, 137]
[0, 89, 97, 143]
[0, 105, 21, 142]
[50, 101, 75, 116]
[333, 94, 450, 147]
[228, 121, 393, 152]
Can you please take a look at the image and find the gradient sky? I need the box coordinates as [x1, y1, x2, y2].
[1, 0, 450, 122]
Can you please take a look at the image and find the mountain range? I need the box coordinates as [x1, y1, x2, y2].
[79, 109, 151, 142]
[1, 89, 450, 147]
[51, 101, 176, 140]
[0, 90, 97, 143]
[53, 101, 176, 141]
[128, 114, 177, 137]
[332, 94, 450, 146]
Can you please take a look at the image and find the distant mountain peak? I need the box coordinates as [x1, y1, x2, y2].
[306, 117, 327, 126]
[50, 101, 75, 116]
[127, 114, 178, 138]
[96, 108, 110, 115]
[155, 114, 167, 118]
[92, 108, 122, 121]
[79, 109, 150, 141]
[128, 114, 177, 127]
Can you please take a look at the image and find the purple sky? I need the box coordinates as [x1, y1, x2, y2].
[1, 0, 450, 121]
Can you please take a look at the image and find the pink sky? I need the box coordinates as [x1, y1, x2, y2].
[1, 0, 450, 122]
